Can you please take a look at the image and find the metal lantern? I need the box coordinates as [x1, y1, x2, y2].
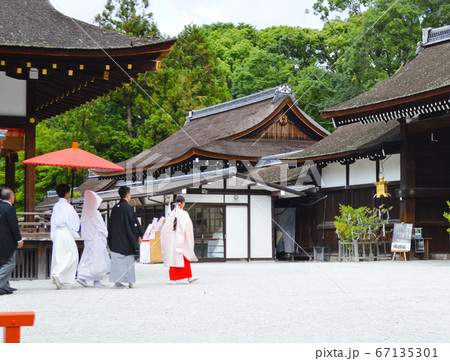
[374, 174, 391, 198]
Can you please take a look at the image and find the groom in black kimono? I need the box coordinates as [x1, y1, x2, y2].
[108, 186, 144, 288]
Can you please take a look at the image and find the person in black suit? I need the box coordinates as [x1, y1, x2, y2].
[0, 187, 23, 295]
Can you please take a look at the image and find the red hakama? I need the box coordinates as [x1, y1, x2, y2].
[169, 256, 192, 281]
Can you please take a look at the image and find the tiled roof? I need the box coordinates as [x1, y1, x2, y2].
[284, 119, 399, 161]
[0, 0, 172, 49]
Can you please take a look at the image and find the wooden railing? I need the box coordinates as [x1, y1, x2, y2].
[12, 212, 83, 280]
[17, 212, 51, 240]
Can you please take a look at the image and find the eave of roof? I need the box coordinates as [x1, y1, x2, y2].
[62, 167, 307, 206]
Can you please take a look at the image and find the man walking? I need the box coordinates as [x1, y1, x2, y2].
[0, 188, 23, 295]
[108, 186, 144, 288]
[50, 184, 80, 289]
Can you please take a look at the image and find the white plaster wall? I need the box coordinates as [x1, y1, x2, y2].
[382, 153, 400, 182]
[203, 180, 224, 189]
[250, 195, 273, 258]
[321, 162, 346, 188]
[225, 205, 248, 258]
[226, 177, 249, 190]
[0, 72, 27, 116]
[349, 159, 376, 185]
[225, 194, 248, 204]
[182, 194, 224, 204]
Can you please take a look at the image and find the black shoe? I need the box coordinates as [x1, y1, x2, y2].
[0, 288, 12, 295]
[8, 287, 17, 292]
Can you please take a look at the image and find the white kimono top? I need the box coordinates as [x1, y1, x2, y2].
[50, 198, 80, 240]
[161, 205, 197, 268]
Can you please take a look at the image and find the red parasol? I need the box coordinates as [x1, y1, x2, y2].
[23, 142, 124, 199]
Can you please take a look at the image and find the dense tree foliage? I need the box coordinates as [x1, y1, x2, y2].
[2, 0, 448, 209]
[94, 0, 161, 38]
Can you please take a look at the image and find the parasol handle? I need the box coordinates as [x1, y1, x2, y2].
[70, 168, 76, 204]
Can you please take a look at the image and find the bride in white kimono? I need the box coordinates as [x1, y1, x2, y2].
[76, 190, 110, 287]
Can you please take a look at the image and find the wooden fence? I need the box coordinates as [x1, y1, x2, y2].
[338, 240, 392, 262]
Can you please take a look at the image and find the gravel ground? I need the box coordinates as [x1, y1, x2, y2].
[2, 260, 450, 343]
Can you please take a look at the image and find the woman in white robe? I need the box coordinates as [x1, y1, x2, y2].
[50, 184, 80, 289]
[76, 190, 110, 287]
[161, 195, 199, 284]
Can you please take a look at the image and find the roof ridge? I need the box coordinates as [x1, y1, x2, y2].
[184, 84, 294, 124]
[416, 25, 450, 54]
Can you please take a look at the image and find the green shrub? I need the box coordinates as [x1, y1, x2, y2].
[443, 201, 450, 234]
[334, 204, 392, 243]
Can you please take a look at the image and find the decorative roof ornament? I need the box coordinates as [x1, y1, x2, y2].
[272, 84, 294, 103]
[416, 25, 450, 54]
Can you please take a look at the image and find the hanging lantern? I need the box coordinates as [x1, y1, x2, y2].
[374, 174, 391, 198]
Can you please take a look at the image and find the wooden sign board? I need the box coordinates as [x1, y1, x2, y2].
[391, 223, 413, 251]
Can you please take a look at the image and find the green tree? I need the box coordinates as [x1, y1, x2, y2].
[231, 48, 295, 98]
[94, 0, 161, 38]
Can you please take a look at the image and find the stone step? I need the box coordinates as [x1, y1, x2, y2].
[430, 253, 450, 260]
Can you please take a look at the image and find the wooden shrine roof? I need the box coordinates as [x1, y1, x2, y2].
[283, 119, 399, 163]
[94, 86, 329, 177]
[1, 0, 166, 50]
[322, 26, 450, 126]
[0, 0, 176, 121]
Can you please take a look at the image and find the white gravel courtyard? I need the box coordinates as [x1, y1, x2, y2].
[2, 260, 450, 343]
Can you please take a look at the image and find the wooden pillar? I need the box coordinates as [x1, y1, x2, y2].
[5, 153, 16, 190]
[24, 79, 37, 215]
[36, 242, 47, 279]
[24, 125, 36, 213]
[399, 120, 416, 224]
[399, 120, 416, 260]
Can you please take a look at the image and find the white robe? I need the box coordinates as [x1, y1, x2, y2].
[50, 198, 80, 284]
[160, 206, 197, 268]
[78, 191, 110, 281]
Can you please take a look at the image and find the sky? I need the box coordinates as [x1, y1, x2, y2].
[49, 0, 325, 37]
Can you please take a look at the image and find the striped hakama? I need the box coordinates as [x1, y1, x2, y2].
[109, 251, 136, 284]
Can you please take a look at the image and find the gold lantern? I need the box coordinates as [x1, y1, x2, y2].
[374, 174, 391, 198]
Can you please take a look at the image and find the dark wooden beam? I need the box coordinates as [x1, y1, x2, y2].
[396, 188, 450, 198]
[399, 119, 415, 225]
[5, 154, 16, 191]
[0, 116, 29, 126]
[24, 125, 36, 213]
[408, 113, 450, 134]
